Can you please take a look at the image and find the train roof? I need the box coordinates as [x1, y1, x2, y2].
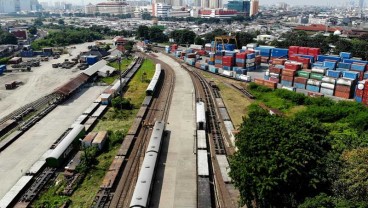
[111, 78, 127, 91]
[146, 121, 165, 153]
[196, 102, 206, 123]
[197, 150, 209, 176]
[47, 124, 85, 160]
[129, 152, 158, 207]
[197, 130, 207, 149]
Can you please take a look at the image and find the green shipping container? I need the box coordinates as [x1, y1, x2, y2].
[297, 71, 310, 78]
[310, 73, 324, 80]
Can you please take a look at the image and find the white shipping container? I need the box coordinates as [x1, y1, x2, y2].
[321, 82, 335, 90]
[223, 70, 233, 77]
[311, 67, 327, 74]
[321, 76, 336, 84]
[282, 86, 296, 91]
[337, 78, 353, 86]
[307, 79, 321, 86]
[197, 150, 209, 176]
[239, 75, 251, 82]
[246, 58, 255, 63]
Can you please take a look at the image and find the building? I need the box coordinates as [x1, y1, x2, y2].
[250, 0, 259, 16]
[169, 9, 190, 17]
[201, 0, 209, 8]
[209, 0, 221, 8]
[64, 3, 72, 10]
[153, 3, 171, 17]
[0, 0, 16, 13]
[85, 0, 134, 15]
[171, 0, 183, 7]
[200, 9, 237, 18]
[308, 17, 328, 25]
[227, 0, 250, 16]
[294, 24, 343, 33]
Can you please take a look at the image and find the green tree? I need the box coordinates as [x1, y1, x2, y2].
[170, 29, 196, 45]
[58, 19, 65, 25]
[28, 26, 37, 35]
[229, 109, 331, 207]
[194, 36, 205, 45]
[0, 32, 18, 45]
[236, 32, 256, 49]
[136, 25, 150, 40]
[34, 17, 43, 26]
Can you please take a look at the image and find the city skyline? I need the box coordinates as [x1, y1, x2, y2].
[43, 0, 363, 6]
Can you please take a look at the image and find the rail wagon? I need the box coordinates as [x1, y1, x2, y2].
[196, 101, 206, 130]
[46, 124, 85, 168]
[146, 64, 162, 96]
[129, 121, 165, 208]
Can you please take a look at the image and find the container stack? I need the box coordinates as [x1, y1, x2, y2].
[208, 65, 219, 73]
[288, 46, 299, 57]
[294, 69, 310, 89]
[222, 55, 234, 71]
[254, 78, 277, 89]
[205, 43, 212, 53]
[208, 52, 215, 65]
[350, 63, 366, 81]
[215, 51, 223, 68]
[320, 76, 336, 96]
[281, 62, 301, 87]
[171, 44, 178, 52]
[185, 53, 196, 66]
[269, 65, 284, 83]
[246, 53, 256, 71]
[235, 52, 247, 68]
[165, 46, 170, 53]
[255, 46, 273, 63]
[335, 78, 355, 99]
[354, 81, 365, 103]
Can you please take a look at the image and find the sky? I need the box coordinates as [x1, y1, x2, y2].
[45, 0, 352, 7]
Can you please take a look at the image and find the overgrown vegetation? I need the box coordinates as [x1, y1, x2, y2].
[230, 83, 368, 207]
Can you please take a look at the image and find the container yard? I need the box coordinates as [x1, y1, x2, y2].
[164, 40, 368, 104]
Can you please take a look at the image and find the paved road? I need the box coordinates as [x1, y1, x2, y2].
[0, 86, 105, 199]
[150, 53, 197, 208]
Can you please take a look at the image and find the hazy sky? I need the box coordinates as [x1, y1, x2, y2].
[46, 0, 351, 6]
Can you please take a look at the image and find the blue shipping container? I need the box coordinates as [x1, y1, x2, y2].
[215, 60, 222, 64]
[306, 84, 320, 92]
[337, 62, 351, 69]
[343, 59, 368, 65]
[223, 65, 233, 71]
[340, 52, 352, 59]
[86, 56, 98, 65]
[281, 80, 293, 87]
[355, 96, 363, 103]
[271, 48, 289, 58]
[264, 75, 270, 80]
[312, 62, 324, 67]
[336, 68, 349, 72]
[209, 66, 218, 73]
[294, 83, 306, 89]
[247, 53, 256, 59]
[236, 58, 245, 63]
[364, 72, 368, 79]
[317, 55, 341, 62]
[343, 71, 359, 80]
[326, 70, 341, 78]
[323, 61, 337, 70]
[351, 64, 366, 72]
[208, 61, 215, 65]
[224, 51, 236, 57]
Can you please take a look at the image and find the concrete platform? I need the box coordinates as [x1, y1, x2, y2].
[151, 53, 197, 208]
[0, 86, 105, 199]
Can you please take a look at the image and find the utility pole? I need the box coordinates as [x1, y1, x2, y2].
[117, 52, 123, 110]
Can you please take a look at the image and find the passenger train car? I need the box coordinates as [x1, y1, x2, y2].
[146, 64, 162, 96]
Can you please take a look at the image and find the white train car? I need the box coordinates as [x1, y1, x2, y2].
[196, 101, 206, 130]
[146, 64, 162, 96]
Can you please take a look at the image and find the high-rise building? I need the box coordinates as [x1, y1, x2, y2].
[171, 0, 183, 6]
[20, 0, 32, 11]
[250, 0, 259, 16]
[209, 0, 221, 8]
[227, 0, 250, 16]
[0, 0, 16, 13]
[85, 0, 134, 15]
[201, 0, 209, 8]
[153, 3, 171, 17]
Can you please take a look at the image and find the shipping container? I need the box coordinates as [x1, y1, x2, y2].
[281, 80, 293, 87]
[310, 73, 324, 80]
[321, 77, 336, 84]
[340, 52, 352, 59]
[350, 63, 366, 72]
[282, 68, 297, 77]
[294, 83, 306, 89]
[320, 87, 334, 96]
[326, 70, 341, 78]
[294, 77, 308, 84]
[317, 55, 341, 62]
[343, 71, 359, 80]
[334, 90, 351, 99]
[337, 62, 351, 69]
[297, 70, 311, 78]
[306, 84, 320, 92]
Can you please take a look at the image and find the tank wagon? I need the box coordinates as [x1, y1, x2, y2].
[129, 121, 165, 208]
[46, 124, 85, 167]
[146, 64, 162, 96]
[196, 101, 206, 130]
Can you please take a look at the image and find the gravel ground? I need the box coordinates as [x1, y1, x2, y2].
[0, 41, 108, 119]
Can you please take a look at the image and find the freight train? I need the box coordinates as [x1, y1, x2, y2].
[146, 63, 162, 96]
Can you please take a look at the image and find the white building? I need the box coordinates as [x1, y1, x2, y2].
[256, 35, 275, 42]
[308, 17, 328, 25]
[153, 3, 171, 17]
[20, 0, 32, 11]
[85, 0, 134, 15]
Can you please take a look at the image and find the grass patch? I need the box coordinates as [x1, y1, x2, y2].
[285, 105, 307, 117]
[108, 58, 132, 71]
[33, 59, 156, 207]
[217, 83, 251, 127]
[100, 75, 119, 85]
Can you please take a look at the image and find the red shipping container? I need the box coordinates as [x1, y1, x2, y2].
[308, 48, 321, 57]
[271, 58, 287, 65]
[215, 55, 222, 60]
[269, 77, 280, 83]
[335, 85, 352, 93]
[289, 46, 299, 53]
[236, 63, 246, 67]
[284, 63, 301, 70]
[236, 53, 247, 59]
[215, 64, 222, 68]
[282, 75, 294, 82]
[356, 89, 364, 97]
[364, 81, 368, 88]
[363, 90, 368, 97]
[263, 80, 277, 89]
[288, 55, 299, 62]
[254, 78, 265, 85]
[269, 66, 282, 74]
[299, 47, 309, 55]
[335, 91, 351, 99]
[222, 56, 234, 65]
[282, 68, 297, 76]
[294, 77, 308, 84]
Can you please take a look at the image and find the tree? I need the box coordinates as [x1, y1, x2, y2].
[194, 36, 205, 45]
[170, 29, 196, 45]
[28, 26, 37, 35]
[229, 108, 331, 207]
[0, 32, 18, 45]
[141, 12, 152, 20]
[136, 25, 150, 40]
[34, 17, 43, 26]
[236, 32, 256, 49]
[58, 19, 65, 25]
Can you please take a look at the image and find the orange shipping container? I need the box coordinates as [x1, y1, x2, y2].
[335, 91, 351, 99]
[263, 80, 277, 89]
[254, 78, 265, 85]
[282, 68, 297, 77]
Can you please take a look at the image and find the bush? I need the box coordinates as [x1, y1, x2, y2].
[112, 97, 133, 110]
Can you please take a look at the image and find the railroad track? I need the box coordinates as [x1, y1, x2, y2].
[107, 58, 175, 208]
[181, 62, 236, 208]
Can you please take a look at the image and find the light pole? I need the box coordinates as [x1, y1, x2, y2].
[117, 52, 123, 110]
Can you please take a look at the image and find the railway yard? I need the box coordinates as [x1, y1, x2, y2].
[0, 43, 250, 207]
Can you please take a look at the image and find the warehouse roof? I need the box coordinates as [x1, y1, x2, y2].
[55, 74, 89, 96]
[83, 60, 107, 77]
